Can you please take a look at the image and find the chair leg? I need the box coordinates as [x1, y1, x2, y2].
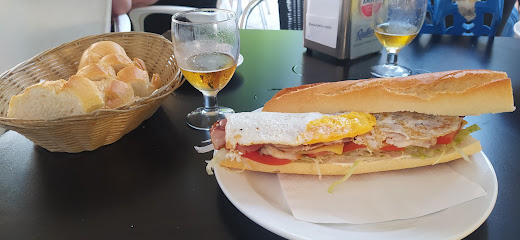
[239, 0, 266, 29]
[259, 1, 268, 29]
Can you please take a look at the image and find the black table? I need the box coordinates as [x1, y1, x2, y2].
[1, 30, 519, 239]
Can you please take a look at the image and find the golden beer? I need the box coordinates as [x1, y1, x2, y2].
[375, 22, 419, 53]
[180, 52, 237, 92]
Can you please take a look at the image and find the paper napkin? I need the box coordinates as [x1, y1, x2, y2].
[278, 164, 487, 224]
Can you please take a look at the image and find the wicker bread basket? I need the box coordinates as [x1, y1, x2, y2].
[0, 32, 184, 153]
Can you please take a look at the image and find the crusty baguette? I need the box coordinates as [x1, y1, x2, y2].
[64, 75, 106, 111]
[78, 53, 102, 71]
[7, 76, 104, 120]
[77, 63, 117, 81]
[217, 136, 482, 175]
[78, 41, 127, 70]
[93, 78, 135, 109]
[263, 70, 515, 116]
[98, 53, 134, 72]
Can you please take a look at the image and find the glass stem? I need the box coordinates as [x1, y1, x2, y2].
[386, 52, 398, 66]
[203, 94, 219, 112]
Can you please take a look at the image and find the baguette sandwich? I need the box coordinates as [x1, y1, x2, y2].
[209, 70, 515, 176]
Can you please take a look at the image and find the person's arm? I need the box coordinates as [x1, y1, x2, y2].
[112, 0, 132, 16]
[132, 0, 159, 9]
[112, 0, 159, 16]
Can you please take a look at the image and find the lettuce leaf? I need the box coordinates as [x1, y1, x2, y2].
[454, 124, 481, 143]
[328, 160, 362, 193]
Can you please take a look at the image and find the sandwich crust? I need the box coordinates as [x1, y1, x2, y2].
[263, 70, 515, 116]
[217, 136, 482, 175]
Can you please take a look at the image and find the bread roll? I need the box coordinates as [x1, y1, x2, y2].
[76, 63, 117, 81]
[132, 57, 147, 71]
[151, 73, 164, 89]
[93, 78, 135, 109]
[87, 41, 127, 56]
[78, 53, 102, 71]
[217, 136, 482, 175]
[7, 76, 104, 120]
[116, 66, 154, 97]
[263, 70, 515, 116]
[78, 41, 127, 70]
[98, 53, 134, 72]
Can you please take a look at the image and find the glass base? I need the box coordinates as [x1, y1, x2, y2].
[412, 69, 431, 75]
[371, 64, 412, 78]
[186, 106, 235, 130]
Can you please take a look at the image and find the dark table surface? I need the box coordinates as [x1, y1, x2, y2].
[1, 30, 519, 239]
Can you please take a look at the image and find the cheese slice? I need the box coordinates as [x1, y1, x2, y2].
[300, 144, 344, 155]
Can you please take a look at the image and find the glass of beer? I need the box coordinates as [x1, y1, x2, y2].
[370, 0, 427, 78]
[171, 9, 239, 130]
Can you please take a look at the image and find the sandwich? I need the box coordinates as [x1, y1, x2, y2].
[208, 70, 515, 179]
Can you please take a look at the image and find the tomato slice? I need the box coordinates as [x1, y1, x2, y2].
[241, 151, 292, 166]
[380, 144, 405, 151]
[343, 142, 366, 152]
[436, 130, 458, 144]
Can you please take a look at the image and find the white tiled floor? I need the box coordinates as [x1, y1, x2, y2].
[218, 0, 280, 30]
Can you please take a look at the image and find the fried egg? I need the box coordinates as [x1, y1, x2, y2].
[224, 112, 376, 148]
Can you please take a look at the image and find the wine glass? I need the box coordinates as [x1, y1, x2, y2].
[171, 9, 239, 130]
[370, 0, 427, 78]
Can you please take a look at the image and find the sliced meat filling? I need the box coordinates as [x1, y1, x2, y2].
[210, 119, 227, 150]
[353, 112, 464, 150]
[211, 112, 465, 160]
[261, 138, 352, 160]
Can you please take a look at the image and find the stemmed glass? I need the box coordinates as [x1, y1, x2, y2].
[371, 0, 427, 78]
[171, 9, 239, 130]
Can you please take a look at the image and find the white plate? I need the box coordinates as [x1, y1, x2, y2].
[215, 151, 498, 240]
[237, 54, 244, 67]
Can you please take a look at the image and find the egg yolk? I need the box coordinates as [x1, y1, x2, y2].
[301, 112, 377, 144]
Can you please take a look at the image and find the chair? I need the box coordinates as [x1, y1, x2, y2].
[421, 0, 504, 36]
[113, 13, 133, 32]
[128, 5, 196, 32]
[128, 1, 270, 31]
[420, 0, 437, 34]
[278, 0, 304, 30]
[239, 0, 270, 29]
